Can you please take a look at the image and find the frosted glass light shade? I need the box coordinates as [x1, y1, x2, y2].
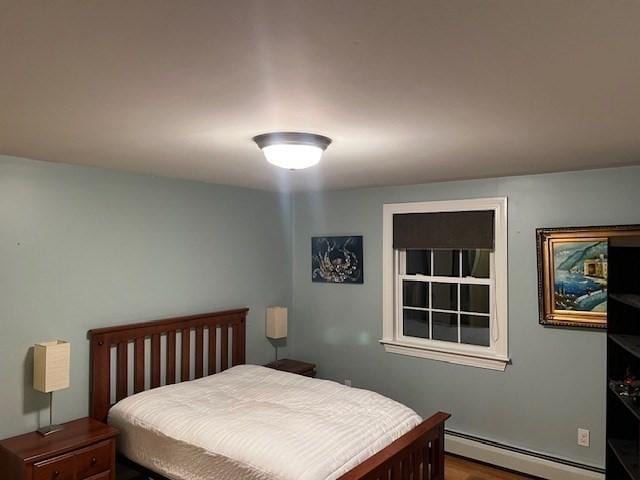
[33, 340, 70, 393]
[253, 132, 332, 170]
[266, 307, 288, 339]
[262, 144, 323, 170]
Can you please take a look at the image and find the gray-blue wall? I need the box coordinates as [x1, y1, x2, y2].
[2, 153, 637, 469]
[0, 155, 292, 438]
[290, 166, 640, 468]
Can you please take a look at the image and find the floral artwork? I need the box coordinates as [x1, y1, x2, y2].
[312, 236, 363, 284]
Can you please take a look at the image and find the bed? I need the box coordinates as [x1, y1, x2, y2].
[88, 308, 449, 480]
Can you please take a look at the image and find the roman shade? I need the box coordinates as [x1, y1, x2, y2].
[393, 210, 495, 250]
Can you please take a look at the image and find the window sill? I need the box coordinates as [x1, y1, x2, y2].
[380, 339, 510, 371]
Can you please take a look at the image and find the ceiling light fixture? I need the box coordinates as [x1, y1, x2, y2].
[253, 132, 332, 170]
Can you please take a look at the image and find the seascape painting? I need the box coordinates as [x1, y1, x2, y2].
[553, 241, 607, 313]
[537, 225, 640, 329]
[312, 236, 363, 284]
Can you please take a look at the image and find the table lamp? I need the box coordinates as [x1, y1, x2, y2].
[33, 340, 70, 436]
[266, 307, 287, 360]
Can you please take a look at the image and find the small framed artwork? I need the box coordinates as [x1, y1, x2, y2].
[536, 225, 640, 329]
[312, 236, 363, 284]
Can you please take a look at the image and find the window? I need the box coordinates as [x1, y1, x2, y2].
[381, 198, 509, 370]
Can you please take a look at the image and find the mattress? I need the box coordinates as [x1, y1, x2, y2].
[108, 364, 421, 480]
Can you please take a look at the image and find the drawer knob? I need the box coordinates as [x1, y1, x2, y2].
[53, 471, 60, 477]
[91, 456, 97, 464]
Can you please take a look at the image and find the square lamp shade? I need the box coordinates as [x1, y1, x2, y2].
[266, 307, 287, 340]
[33, 341, 70, 393]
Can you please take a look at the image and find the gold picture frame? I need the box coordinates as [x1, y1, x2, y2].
[537, 225, 640, 329]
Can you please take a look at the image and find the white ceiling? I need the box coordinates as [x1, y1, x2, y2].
[1, 1, 639, 191]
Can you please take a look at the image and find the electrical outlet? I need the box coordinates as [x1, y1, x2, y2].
[577, 428, 590, 447]
[344, 379, 352, 387]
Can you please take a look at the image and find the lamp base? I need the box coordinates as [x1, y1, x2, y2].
[37, 424, 64, 436]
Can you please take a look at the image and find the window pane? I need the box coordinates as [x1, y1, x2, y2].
[433, 249, 460, 277]
[462, 250, 490, 278]
[403, 309, 428, 338]
[432, 312, 458, 342]
[460, 284, 490, 314]
[403, 281, 429, 308]
[461, 314, 490, 346]
[432, 282, 457, 310]
[406, 249, 430, 275]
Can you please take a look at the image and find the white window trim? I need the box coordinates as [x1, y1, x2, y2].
[381, 197, 509, 371]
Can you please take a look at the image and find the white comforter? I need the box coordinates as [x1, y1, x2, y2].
[109, 364, 421, 480]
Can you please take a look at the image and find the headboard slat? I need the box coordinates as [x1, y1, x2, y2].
[167, 330, 176, 385]
[134, 338, 145, 393]
[237, 320, 246, 365]
[195, 326, 204, 379]
[151, 334, 161, 388]
[232, 323, 240, 366]
[181, 328, 190, 382]
[208, 326, 217, 374]
[221, 325, 229, 371]
[89, 308, 249, 423]
[116, 342, 128, 402]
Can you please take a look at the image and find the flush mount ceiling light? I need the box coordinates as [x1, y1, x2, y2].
[252, 132, 332, 170]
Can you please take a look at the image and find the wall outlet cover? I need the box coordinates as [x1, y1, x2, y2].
[577, 428, 590, 447]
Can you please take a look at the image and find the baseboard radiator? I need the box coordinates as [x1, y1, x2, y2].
[445, 430, 605, 480]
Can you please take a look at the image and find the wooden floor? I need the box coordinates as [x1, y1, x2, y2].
[445, 455, 534, 480]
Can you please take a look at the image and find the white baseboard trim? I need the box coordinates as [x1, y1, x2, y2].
[445, 431, 605, 480]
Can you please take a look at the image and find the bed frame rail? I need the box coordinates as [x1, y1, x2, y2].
[88, 308, 248, 423]
[337, 411, 449, 480]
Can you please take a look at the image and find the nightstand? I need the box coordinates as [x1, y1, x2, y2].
[0, 417, 118, 480]
[265, 358, 316, 377]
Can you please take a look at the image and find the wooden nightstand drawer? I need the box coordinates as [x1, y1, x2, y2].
[76, 440, 112, 479]
[0, 418, 118, 480]
[33, 453, 75, 480]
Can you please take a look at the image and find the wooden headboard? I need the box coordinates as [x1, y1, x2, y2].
[88, 308, 248, 423]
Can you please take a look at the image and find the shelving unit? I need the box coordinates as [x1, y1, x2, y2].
[610, 382, 640, 422]
[611, 294, 640, 311]
[609, 335, 640, 359]
[608, 438, 640, 480]
[607, 236, 640, 479]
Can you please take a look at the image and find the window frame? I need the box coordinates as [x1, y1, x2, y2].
[397, 249, 493, 346]
[381, 197, 509, 371]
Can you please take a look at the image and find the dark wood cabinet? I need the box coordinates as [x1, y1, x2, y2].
[264, 358, 316, 377]
[607, 236, 640, 479]
[0, 418, 118, 480]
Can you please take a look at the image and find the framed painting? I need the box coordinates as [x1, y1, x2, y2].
[312, 235, 363, 284]
[536, 225, 640, 329]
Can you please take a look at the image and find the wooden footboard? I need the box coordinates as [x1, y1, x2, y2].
[118, 411, 449, 480]
[338, 412, 450, 480]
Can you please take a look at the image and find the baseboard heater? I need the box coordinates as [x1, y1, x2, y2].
[445, 429, 605, 480]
